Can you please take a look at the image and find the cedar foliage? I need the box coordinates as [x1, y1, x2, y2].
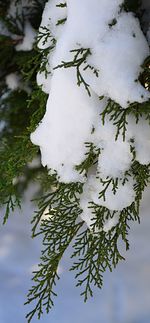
[0, 1, 150, 322]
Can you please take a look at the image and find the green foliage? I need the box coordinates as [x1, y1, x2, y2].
[54, 47, 97, 96]
[25, 159, 150, 321]
[27, 0, 47, 30]
[132, 161, 150, 211]
[70, 204, 133, 301]
[98, 177, 119, 200]
[0, 35, 15, 75]
[56, 3, 67, 8]
[100, 56, 150, 142]
[0, 0, 50, 221]
[56, 17, 67, 26]
[2, 12, 24, 35]
[101, 98, 150, 141]
[3, 194, 21, 224]
[25, 182, 83, 322]
[36, 26, 56, 77]
[0, 86, 47, 220]
[76, 143, 100, 176]
[140, 56, 150, 91]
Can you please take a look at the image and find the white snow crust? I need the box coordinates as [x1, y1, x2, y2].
[31, 0, 150, 229]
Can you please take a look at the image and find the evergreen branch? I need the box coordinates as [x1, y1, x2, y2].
[69, 160, 150, 302]
[130, 138, 136, 161]
[31, 187, 58, 237]
[56, 18, 67, 26]
[132, 161, 150, 213]
[139, 56, 150, 91]
[101, 100, 129, 141]
[25, 183, 83, 322]
[75, 143, 100, 175]
[101, 99, 150, 141]
[54, 48, 92, 96]
[2, 10, 24, 35]
[3, 194, 21, 224]
[70, 200, 140, 302]
[56, 3, 67, 8]
[108, 18, 117, 28]
[0, 87, 47, 220]
[98, 177, 119, 201]
[37, 26, 56, 47]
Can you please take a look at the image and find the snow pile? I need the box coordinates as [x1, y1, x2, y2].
[31, 0, 150, 230]
[15, 21, 36, 51]
[5, 73, 21, 91]
[5, 72, 31, 93]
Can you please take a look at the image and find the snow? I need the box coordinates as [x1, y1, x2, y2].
[51, 0, 149, 107]
[5, 72, 31, 93]
[15, 21, 36, 51]
[5, 73, 20, 91]
[103, 213, 119, 232]
[31, 1, 150, 224]
[85, 11, 149, 107]
[97, 139, 132, 178]
[80, 174, 135, 229]
[38, 0, 67, 49]
[36, 71, 52, 94]
[31, 68, 101, 183]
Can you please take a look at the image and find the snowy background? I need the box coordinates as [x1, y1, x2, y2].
[0, 185, 150, 323]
